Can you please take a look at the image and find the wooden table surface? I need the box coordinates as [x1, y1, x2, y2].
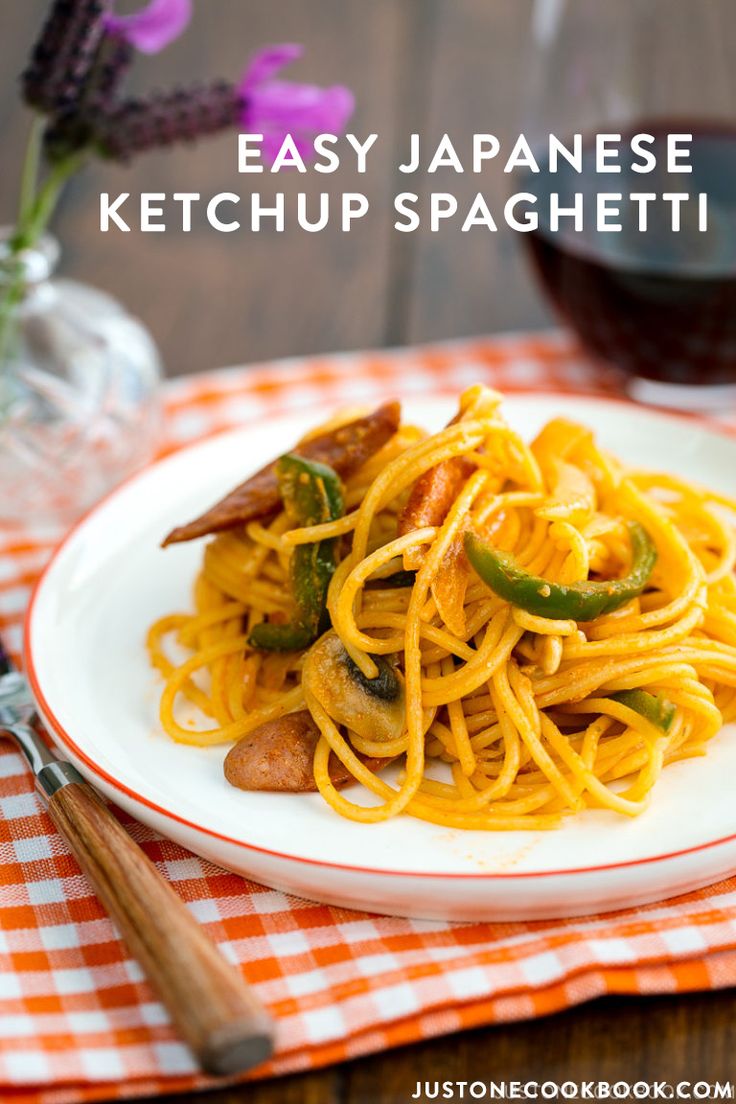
[3, 2, 736, 1099]
[187, 990, 736, 1102]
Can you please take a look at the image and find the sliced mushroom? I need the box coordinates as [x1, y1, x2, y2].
[302, 631, 406, 744]
[224, 710, 390, 793]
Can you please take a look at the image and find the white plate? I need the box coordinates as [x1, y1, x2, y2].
[25, 393, 736, 921]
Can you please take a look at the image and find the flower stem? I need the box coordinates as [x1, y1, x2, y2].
[0, 118, 85, 404]
[11, 149, 84, 254]
[18, 117, 45, 226]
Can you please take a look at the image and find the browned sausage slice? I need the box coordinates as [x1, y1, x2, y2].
[398, 455, 476, 538]
[223, 710, 391, 793]
[397, 405, 477, 571]
[163, 401, 401, 547]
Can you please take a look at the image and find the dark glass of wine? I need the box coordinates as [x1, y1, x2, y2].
[522, 0, 736, 408]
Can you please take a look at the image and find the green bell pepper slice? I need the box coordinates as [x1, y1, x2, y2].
[609, 689, 676, 733]
[464, 520, 657, 622]
[249, 454, 344, 651]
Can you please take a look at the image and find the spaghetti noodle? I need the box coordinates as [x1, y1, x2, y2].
[148, 387, 736, 830]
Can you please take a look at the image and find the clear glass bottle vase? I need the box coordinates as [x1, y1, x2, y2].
[0, 229, 162, 527]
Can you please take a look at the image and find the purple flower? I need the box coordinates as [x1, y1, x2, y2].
[103, 0, 192, 55]
[238, 44, 354, 163]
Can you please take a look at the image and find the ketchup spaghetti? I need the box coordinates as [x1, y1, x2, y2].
[148, 387, 736, 830]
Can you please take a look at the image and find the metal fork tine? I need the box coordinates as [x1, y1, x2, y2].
[0, 634, 274, 1072]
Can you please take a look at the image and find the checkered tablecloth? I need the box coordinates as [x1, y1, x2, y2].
[3, 332, 736, 1104]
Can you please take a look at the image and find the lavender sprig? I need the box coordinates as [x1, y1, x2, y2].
[92, 36, 135, 109]
[42, 34, 135, 161]
[43, 107, 95, 163]
[23, 4, 354, 166]
[94, 80, 241, 161]
[3, 2, 355, 411]
[22, 0, 106, 114]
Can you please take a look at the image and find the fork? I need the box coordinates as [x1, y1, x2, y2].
[0, 636, 274, 1076]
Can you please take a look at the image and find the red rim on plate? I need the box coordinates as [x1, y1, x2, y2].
[23, 389, 736, 881]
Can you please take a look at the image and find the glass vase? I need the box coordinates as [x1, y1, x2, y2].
[0, 229, 162, 527]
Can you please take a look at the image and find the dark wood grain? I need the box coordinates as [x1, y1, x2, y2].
[141, 988, 736, 1102]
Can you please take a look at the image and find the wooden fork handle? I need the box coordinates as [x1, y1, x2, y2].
[46, 778, 274, 1076]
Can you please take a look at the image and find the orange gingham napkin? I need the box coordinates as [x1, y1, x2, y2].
[3, 331, 736, 1104]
